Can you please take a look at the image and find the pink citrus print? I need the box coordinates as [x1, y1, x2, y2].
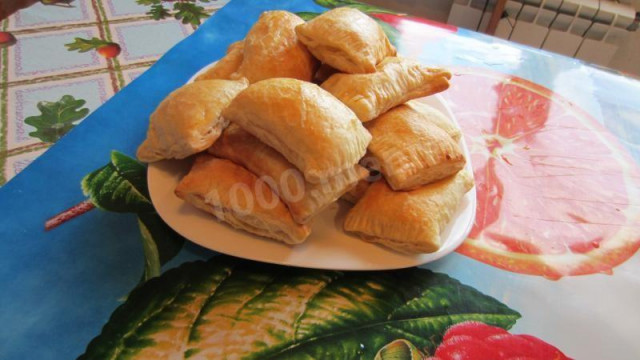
[428, 321, 571, 360]
[369, 12, 458, 32]
[443, 68, 640, 279]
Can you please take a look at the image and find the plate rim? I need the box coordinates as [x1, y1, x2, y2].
[147, 86, 475, 270]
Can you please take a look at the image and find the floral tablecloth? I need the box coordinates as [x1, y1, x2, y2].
[0, 1, 639, 359]
[0, 0, 228, 184]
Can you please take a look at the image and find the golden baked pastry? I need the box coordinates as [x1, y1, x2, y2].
[344, 170, 474, 253]
[340, 178, 372, 204]
[231, 11, 317, 83]
[366, 104, 465, 190]
[209, 124, 368, 224]
[222, 78, 372, 184]
[195, 40, 245, 81]
[406, 100, 461, 142]
[321, 57, 452, 122]
[137, 79, 248, 162]
[313, 63, 339, 84]
[175, 155, 311, 244]
[226, 40, 244, 54]
[296, 7, 395, 74]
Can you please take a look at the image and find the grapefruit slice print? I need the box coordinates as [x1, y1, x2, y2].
[443, 68, 640, 279]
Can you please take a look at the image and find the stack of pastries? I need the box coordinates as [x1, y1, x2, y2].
[137, 8, 474, 254]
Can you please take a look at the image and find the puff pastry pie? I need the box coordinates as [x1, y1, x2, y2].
[222, 78, 372, 184]
[366, 104, 466, 190]
[137, 79, 248, 162]
[296, 7, 395, 74]
[340, 178, 372, 204]
[406, 100, 461, 142]
[313, 63, 339, 84]
[175, 155, 311, 244]
[231, 11, 317, 83]
[344, 170, 474, 253]
[321, 57, 452, 122]
[209, 124, 368, 224]
[195, 40, 244, 81]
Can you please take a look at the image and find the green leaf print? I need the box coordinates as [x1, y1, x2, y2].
[47, 151, 185, 282]
[374, 339, 424, 360]
[296, 11, 320, 21]
[65, 37, 111, 53]
[136, 0, 162, 5]
[147, 4, 170, 20]
[81, 151, 154, 214]
[174, 2, 209, 26]
[82, 151, 184, 282]
[314, 0, 401, 15]
[373, 17, 400, 46]
[24, 95, 89, 143]
[137, 212, 185, 282]
[79, 257, 521, 359]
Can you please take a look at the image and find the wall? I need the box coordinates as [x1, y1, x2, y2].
[362, 0, 639, 76]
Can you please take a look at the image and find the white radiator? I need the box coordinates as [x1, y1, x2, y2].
[447, 0, 637, 67]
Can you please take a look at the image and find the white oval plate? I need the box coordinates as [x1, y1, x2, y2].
[148, 94, 476, 270]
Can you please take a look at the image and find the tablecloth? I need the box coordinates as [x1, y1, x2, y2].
[1, 1, 639, 359]
[0, 0, 229, 184]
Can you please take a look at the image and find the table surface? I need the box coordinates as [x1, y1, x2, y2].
[1, 1, 639, 359]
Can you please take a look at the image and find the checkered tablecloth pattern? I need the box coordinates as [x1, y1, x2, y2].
[0, 0, 228, 185]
